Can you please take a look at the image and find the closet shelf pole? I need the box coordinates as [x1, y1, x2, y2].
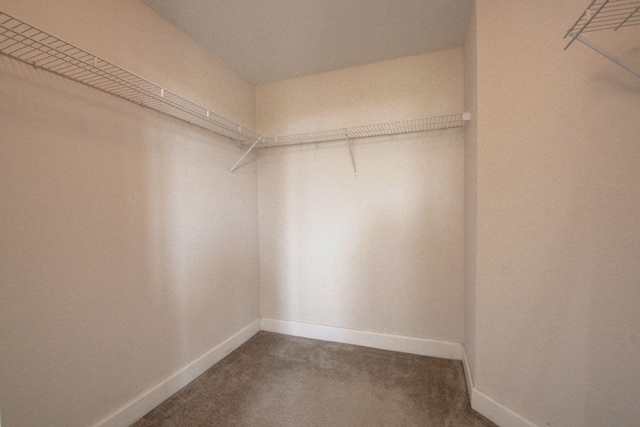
[571, 33, 640, 78]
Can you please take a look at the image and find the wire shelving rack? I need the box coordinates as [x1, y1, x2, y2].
[1, 9, 469, 173]
[260, 114, 465, 148]
[565, 0, 640, 47]
[564, 0, 640, 78]
[0, 11, 261, 143]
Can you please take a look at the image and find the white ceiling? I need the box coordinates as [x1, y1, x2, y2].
[141, 0, 473, 85]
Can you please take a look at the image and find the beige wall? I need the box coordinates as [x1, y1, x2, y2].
[256, 50, 464, 136]
[4, 1, 639, 426]
[472, 1, 640, 425]
[257, 50, 465, 343]
[0, 1, 259, 426]
[0, 0, 255, 129]
[463, 0, 478, 381]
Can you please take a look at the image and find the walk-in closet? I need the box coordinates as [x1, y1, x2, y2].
[1, 1, 639, 426]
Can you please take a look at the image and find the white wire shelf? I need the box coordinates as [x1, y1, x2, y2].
[564, 0, 640, 78]
[565, 0, 640, 48]
[259, 114, 466, 148]
[1, 10, 469, 174]
[0, 11, 260, 143]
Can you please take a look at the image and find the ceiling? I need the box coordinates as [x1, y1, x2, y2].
[141, 0, 473, 85]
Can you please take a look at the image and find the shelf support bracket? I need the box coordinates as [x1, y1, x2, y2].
[230, 137, 262, 173]
[345, 130, 357, 176]
[570, 33, 640, 79]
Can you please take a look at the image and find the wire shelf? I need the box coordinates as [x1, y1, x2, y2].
[259, 114, 465, 148]
[1, 9, 469, 173]
[0, 11, 260, 143]
[565, 0, 640, 48]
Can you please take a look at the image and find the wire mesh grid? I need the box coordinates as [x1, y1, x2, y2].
[260, 114, 465, 148]
[0, 11, 260, 142]
[565, 0, 640, 48]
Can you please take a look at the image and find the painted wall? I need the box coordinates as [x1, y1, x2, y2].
[257, 50, 465, 343]
[6, 1, 638, 426]
[0, 1, 259, 426]
[257, 50, 464, 136]
[472, 1, 640, 426]
[463, 0, 478, 382]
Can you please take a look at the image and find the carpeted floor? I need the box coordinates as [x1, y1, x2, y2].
[131, 331, 496, 426]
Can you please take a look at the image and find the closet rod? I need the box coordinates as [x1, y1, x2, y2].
[0, 11, 261, 143]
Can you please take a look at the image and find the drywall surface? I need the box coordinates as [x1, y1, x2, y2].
[257, 50, 465, 344]
[0, 0, 255, 129]
[0, 1, 259, 426]
[474, 1, 640, 426]
[256, 49, 464, 137]
[463, 1, 478, 381]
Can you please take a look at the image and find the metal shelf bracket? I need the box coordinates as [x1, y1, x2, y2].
[229, 138, 263, 173]
[345, 131, 357, 176]
[570, 33, 640, 78]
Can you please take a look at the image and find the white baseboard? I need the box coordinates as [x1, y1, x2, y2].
[462, 346, 539, 427]
[261, 318, 463, 360]
[93, 319, 261, 427]
[93, 319, 538, 427]
[462, 344, 475, 402]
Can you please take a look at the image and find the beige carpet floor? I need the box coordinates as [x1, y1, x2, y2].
[131, 331, 496, 427]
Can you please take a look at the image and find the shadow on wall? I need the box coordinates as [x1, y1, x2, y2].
[259, 130, 464, 341]
[0, 56, 258, 426]
[346, 134, 464, 339]
[586, 31, 640, 93]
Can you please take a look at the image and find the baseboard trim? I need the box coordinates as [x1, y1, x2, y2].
[462, 346, 539, 427]
[261, 318, 463, 360]
[462, 344, 475, 400]
[94, 319, 539, 427]
[93, 319, 261, 427]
